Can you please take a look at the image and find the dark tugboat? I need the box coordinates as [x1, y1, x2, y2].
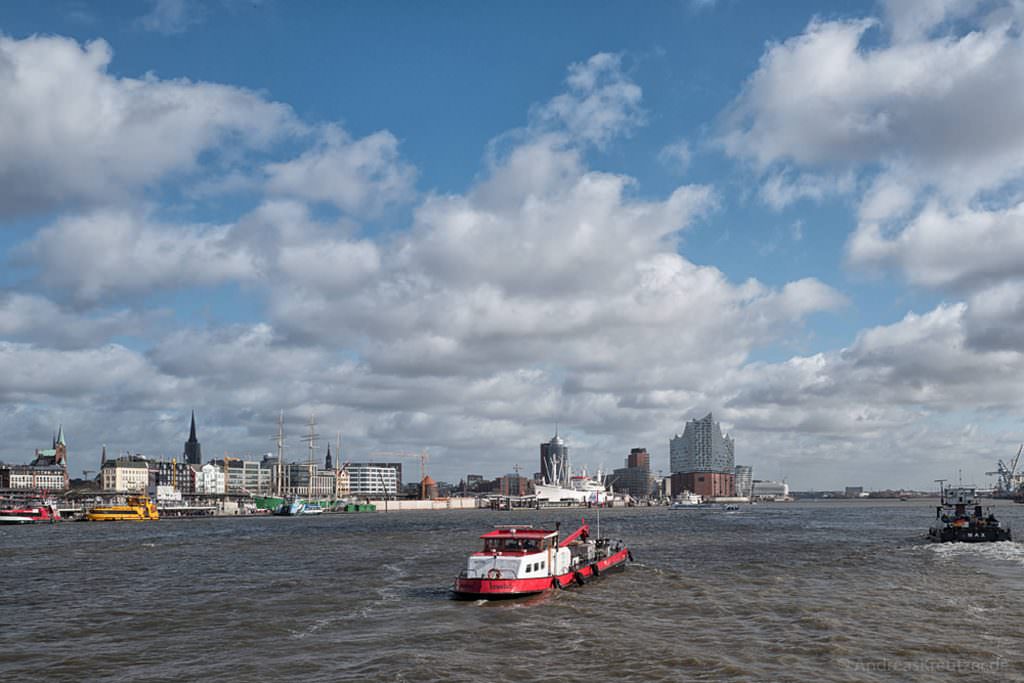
[928, 482, 1011, 543]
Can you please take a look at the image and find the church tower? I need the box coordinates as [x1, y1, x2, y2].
[325, 444, 333, 470]
[184, 411, 202, 465]
[54, 424, 66, 465]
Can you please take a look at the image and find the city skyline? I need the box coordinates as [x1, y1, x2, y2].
[2, 1, 1024, 490]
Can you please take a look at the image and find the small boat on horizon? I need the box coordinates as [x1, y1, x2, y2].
[451, 520, 632, 600]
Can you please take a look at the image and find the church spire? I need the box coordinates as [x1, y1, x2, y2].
[56, 424, 65, 447]
[325, 443, 333, 470]
[184, 411, 202, 465]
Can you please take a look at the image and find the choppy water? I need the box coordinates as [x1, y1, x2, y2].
[3, 500, 1024, 682]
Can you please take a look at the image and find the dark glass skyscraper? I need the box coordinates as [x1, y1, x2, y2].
[184, 411, 202, 465]
[540, 432, 569, 486]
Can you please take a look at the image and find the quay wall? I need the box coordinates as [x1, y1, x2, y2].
[366, 497, 480, 511]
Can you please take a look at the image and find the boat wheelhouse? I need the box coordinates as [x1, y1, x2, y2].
[452, 522, 631, 599]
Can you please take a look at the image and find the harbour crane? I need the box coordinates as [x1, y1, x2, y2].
[986, 444, 1023, 497]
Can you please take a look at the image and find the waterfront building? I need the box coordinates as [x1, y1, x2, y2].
[211, 458, 273, 495]
[347, 463, 400, 497]
[100, 456, 150, 492]
[0, 463, 67, 491]
[499, 473, 532, 497]
[845, 486, 865, 498]
[281, 462, 337, 498]
[196, 463, 226, 494]
[734, 465, 753, 498]
[183, 411, 202, 466]
[752, 480, 789, 501]
[627, 447, 650, 470]
[150, 459, 197, 494]
[669, 413, 736, 498]
[540, 432, 569, 486]
[4, 425, 72, 492]
[611, 447, 655, 498]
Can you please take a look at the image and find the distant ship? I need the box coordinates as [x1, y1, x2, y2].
[535, 469, 612, 506]
[85, 497, 159, 522]
[670, 491, 703, 508]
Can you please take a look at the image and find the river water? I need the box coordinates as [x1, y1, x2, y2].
[3, 500, 1024, 682]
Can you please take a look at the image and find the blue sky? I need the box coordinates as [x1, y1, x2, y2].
[2, 0, 1023, 490]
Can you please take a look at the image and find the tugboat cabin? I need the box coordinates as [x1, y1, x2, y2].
[466, 527, 566, 581]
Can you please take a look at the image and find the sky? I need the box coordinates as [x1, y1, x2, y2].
[2, 0, 1024, 490]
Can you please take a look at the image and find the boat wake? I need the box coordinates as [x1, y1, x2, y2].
[928, 540, 1024, 566]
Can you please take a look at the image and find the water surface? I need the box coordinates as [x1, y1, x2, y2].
[3, 500, 1023, 682]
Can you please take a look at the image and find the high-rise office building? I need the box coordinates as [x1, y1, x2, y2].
[540, 432, 569, 487]
[612, 447, 654, 498]
[627, 447, 650, 470]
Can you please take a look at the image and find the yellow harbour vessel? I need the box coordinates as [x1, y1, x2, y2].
[86, 496, 160, 521]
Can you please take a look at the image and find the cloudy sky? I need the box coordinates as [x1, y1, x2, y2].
[2, 0, 1024, 490]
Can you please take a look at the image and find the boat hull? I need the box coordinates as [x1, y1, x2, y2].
[452, 547, 630, 599]
[928, 526, 1011, 543]
[0, 515, 36, 525]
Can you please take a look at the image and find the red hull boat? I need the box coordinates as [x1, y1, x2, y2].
[452, 521, 631, 599]
[0, 502, 60, 525]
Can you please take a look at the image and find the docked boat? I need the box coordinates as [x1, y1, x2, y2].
[670, 491, 703, 508]
[452, 521, 632, 599]
[85, 497, 159, 522]
[274, 497, 306, 516]
[301, 502, 324, 515]
[928, 486, 1010, 543]
[535, 472, 613, 506]
[0, 502, 60, 525]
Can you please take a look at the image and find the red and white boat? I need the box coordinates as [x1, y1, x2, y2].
[0, 502, 60, 525]
[452, 521, 632, 599]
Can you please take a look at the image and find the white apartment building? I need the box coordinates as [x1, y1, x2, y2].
[346, 464, 399, 497]
[196, 463, 226, 495]
[100, 459, 150, 492]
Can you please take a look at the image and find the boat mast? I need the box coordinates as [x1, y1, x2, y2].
[301, 414, 319, 500]
[272, 411, 285, 498]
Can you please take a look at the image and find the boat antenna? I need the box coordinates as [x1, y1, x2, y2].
[935, 479, 947, 505]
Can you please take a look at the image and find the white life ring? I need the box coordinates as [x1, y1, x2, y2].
[487, 568, 502, 580]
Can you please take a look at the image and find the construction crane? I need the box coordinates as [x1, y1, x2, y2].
[986, 444, 1023, 498]
[369, 450, 430, 498]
